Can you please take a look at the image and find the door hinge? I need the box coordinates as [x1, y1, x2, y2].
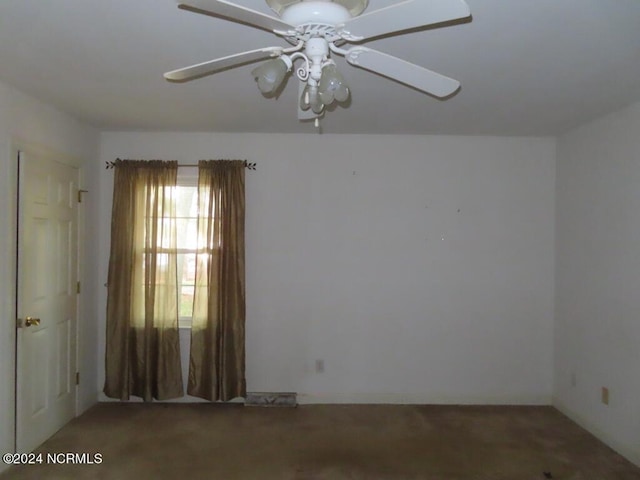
[77, 189, 89, 203]
[76, 281, 81, 294]
[76, 372, 80, 385]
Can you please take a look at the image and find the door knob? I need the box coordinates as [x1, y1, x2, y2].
[24, 316, 41, 327]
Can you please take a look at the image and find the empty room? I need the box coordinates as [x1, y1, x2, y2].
[0, 1, 639, 479]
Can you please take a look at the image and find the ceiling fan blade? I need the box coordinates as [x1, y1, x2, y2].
[178, 0, 296, 34]
[164, 47, 283, 82]
[338, 0, 470, 42]
[345, 47, 461, 98]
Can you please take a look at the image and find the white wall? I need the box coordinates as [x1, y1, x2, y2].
[97, 132, 556, 405]
[555, 101, 640, 465]
[0, 81, 99, 471]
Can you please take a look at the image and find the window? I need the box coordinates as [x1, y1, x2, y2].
[175, 172, 199, 327]
[139, 170, 207, 328]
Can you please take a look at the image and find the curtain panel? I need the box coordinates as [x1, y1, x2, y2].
[104, 160, 184, 402]
[189, 160, 246, 401]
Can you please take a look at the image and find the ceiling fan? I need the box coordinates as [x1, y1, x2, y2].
[164, 0, 471, 125]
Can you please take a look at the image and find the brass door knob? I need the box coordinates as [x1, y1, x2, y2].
[24, 316, 41, 327]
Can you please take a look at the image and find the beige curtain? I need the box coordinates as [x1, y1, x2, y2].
[189, 160, 246, 401]
[104, 160, 184, 401]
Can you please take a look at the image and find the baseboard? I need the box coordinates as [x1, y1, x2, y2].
[97, 390, 551, 407]
[554, 399, 640, 467]
[297, 392, 552, 405]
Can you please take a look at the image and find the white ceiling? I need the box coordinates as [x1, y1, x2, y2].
[1, 0, 639, 135]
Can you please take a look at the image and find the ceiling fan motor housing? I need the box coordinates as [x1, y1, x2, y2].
[267, 0, 368, 18]
[280, 1, 353, 26]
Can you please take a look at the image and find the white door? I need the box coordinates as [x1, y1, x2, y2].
[16, 150, 78, 453]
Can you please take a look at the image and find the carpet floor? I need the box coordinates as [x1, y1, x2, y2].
[2, 404, 639, 480]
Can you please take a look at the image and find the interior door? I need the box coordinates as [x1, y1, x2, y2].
[16, 149, 78, 453]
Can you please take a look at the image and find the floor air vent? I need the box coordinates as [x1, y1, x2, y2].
[245, 392, 297, 407]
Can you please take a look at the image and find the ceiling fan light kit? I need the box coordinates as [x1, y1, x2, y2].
[165, 0, 471, 126]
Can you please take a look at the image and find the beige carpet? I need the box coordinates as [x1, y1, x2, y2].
[2, 404, 639, 480]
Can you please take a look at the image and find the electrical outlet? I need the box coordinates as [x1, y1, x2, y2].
[315, 359, 324, 373]
[601, 387, 609, 405]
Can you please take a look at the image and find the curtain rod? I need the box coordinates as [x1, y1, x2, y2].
[105, 159, 256, 170]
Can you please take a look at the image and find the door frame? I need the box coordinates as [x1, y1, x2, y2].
[10, 138, 84, 452]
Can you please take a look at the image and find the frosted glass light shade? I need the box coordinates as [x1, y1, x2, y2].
[318, 64, 350, 104]
[300, 84, 324, 114]
[251, 58, 289, 94]
[300, 84, 311, 110]
[311, 89, 324, 114]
